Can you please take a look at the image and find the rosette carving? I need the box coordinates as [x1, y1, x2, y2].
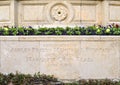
[45, 2, 74, 24]
[51, 5, 68, 21]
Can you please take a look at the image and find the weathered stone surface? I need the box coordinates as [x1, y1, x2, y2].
[39, 41, 80, 79]
[0, 36, 120, 80]
[80, 41, 119, 79]
[0, 41, 40, 74]
[0, 5, 10, 21]
[0, 0, 120, 26]
[109, 1, 120, 23]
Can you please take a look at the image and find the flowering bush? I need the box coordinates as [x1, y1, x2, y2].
[0, 24, 120, 35]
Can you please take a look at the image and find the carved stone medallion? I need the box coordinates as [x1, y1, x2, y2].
[45, 2, 74, 24]
[51, 5, 68, 21]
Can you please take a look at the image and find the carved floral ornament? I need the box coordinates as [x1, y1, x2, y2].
[45, 2, 74, 24]
[51, 5, 68, 21]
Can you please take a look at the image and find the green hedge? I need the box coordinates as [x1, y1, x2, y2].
[1, 24, 120, 35]
[0, 72, 120, 85]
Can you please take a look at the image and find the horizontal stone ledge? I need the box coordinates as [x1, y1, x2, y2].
[0, 36, 120, 41]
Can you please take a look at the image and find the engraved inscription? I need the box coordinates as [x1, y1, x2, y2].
[1, 41, 40, 73]
[6, 46, 93, 63]
[39, 41, 81, 79]
[80, 41, 119, 78]
[39, 41, 93, 64]
[9, 47, 39, 62]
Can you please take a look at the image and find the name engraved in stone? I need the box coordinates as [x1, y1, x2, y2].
[26, 57, 93, 62]
[85, 47, 114, 56]
[7, 47, 39, 61]
[10, 48, 39, 52]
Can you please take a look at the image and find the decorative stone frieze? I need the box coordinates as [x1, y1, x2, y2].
[0, 0, 120, 27]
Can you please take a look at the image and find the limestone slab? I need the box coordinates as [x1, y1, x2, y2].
[109, 1, 120, 22]
[39, 41, 80, 79]
[81, 4, 96, 22]
[0, 36, 119, 81]
[23, 5, 44, 22]
[80, 41, 119, 79]
[0, 5, 10, 21]
[0, 41, 40, 74]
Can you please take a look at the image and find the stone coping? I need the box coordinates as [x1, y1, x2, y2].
[0, 36, 120, 41]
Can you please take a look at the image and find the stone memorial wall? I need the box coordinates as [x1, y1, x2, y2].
[0, 36, 120, 81]
[0, 0, 120, 81]
[0, 0, 120, 26]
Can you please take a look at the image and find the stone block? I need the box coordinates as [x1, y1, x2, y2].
[0, 36, 120, 80]
[0, 41, 40, 74]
